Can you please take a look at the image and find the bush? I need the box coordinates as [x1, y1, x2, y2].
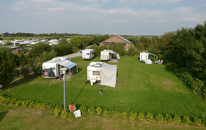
[128, 44, 137, 56]
[20, 66, 30, 79]
[173, 114, 182, 124]
[138, 112, 145, 122]
[194, 116, 202, 126]
[54, 107, 62, 117]
[40, 103, 48, 109]
[68, 111, 75, 120]
[183, 116, 191, 125]
[29, 43, 51, 58]
[80, 107, 87, 115]
[15, 100, 21, 106]
[21, 100, 29, 107]
[129, 111, 137, 120]
[28, 101, 35, 108]
[121, 112, 127, 119]
[61, 110, 68, 119]
[96, 107, 102, 116]
[146, 112, 154, 122]
[155, 114, 164, 123]
[88, 107, 95, 115]
[111, 111, 120, 118]
[103, 108, 110, 117]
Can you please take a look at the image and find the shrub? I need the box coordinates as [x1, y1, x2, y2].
[9, 98, 16, 106]
[103, 108, 110, 117]
[146, 112, 154, 122]
[35, 102, 41, 109]
[68, 111, 75, 120]
[138, 112, 145, 122]
[47, 104, 55, 110]
[96, 107, 102, 116]
[194, 116, 202, 126]
[168, 117, 173, 124]
[183, 116, 191, 125]
[15, 100, 21, 106]
[121, 112, 127, 119]
[111, 111, 120, 118]
[21, 100, 29, 107]
[128, 43, 137, 56]
[61, 110, 68, 119]
[20, 66, 30, 79]
[129, 111, 137, 120]
[88, 107, 95, 115]
[155, 114, 164, 123]
[28, 101, 35, 108]
[40, 103, 48, 109]
[80, 107, 87, 115]
[54, 107, 62, 117]
[173, 114, 181, 124]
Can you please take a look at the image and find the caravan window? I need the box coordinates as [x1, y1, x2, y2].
[93, 71, 100, 75]
[86, 53, 89, 55]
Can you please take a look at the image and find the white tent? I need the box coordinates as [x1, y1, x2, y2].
[100, 63, 117, 87]
[100, 50, 120, 61]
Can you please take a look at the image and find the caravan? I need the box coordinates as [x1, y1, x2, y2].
[100, 50, 120, 61]
[139, 51, 158, 64]
[87, 62, 117, 87]
[82, 49, 95, 60]
[42, 57, 77, 78]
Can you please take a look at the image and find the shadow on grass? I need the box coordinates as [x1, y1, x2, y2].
[2, 75, 39, 94]
[0, 111, 8, 122]
[71, 81, 88, 104]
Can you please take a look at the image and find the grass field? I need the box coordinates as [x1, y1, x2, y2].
[2, 56, 206, 119]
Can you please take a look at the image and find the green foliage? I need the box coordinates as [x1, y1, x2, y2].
[96, 107, 102, 116]
[155, 114, 164, 123]
[121, 112, 127, 119]
[29, 50, 56, 75]
[129, 111, 137, 120]
[111, 111, 120, 118]
[183, 116, 191, 125]
[194, 116, 202, 126]
[28, 101, 35, 108]
[128, 44, 137, 56]
[57, 38, 73, 56]
[167, 117, 173, 124]
[0, 47, 16, 87]
[20, 66, 31, 79]
[88, 107, 95, 115]
[47, 104, 55, 110]
[29, 43, 51, 58]
[146, 112, 154, 122]
[54, 107, 62, 117]
[15, 100, 21, 106]
[21, 100, 29, 107]
[80, 107, 87, 115]
[103, 108, 110, 117]
[89, 44, 103, 56]
[138, 112, 145, 122]
[173, 114, 182, 124]
[35, 102, 41, 109]
[40, 103, 48, 109]
[61, 110, 68, 119]
[70, 35, 83, 50]
[68, 111, 75, 120]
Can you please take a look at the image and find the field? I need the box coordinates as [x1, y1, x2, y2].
[1, 55, 206, 119]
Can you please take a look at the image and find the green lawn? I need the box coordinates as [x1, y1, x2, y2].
[2, 56, 206, 118]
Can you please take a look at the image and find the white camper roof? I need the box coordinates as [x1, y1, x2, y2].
[82, 49, 94, 52]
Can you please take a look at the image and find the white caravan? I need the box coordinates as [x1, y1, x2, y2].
[42, 57, 77, 78]
[139, 51, 158, 64]
[87, 62, 117, 87]
[100, 50, 120, 61]
[82, 49, 95, 60]
[48, 39, 59, 46]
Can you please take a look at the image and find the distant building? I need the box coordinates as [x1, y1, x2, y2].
[7, 46, 23, 54]
[99, 35, 131, 51]
[1, 33, 12, 36]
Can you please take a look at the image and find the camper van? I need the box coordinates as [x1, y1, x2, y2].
[42, 57, 77, 78]
[82, 49, 95, 60]
[100, 50, 120, 61]
[87, 62, 117, 87]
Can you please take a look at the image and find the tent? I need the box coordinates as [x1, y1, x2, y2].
[100, 63, 117, 87]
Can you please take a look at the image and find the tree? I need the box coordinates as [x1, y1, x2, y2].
[58, 38, 73, 56]
[29, 43, 51, 58]
[128, 43, 137, 56]
[0, 47, 16, 87]
[69, 35, 83, 50]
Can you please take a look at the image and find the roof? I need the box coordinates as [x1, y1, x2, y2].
[116, 35, 131, 44]
[58, 60, 77, 69]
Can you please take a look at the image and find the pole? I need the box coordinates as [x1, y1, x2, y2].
[64, 73, 66, 110]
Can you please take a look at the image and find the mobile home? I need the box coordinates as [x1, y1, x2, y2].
[100, 50, 120, 61]
[139, 51, 158, 64]
[87, 62, 117, 87]
[82, 49, 95, 60]
[42, 57, 77, 78]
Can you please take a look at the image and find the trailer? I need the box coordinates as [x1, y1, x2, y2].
[139, 51, 158, 64]
[87, 62, 117, 87]
[42, 57, 77, 78]
[82, 49, 95, 60]
[100, 50, 120, 61]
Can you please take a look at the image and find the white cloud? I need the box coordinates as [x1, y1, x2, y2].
[173, 6, 192, 14]
[11, 1, 27, 11]
[180, 14, 206, 22]
[102, 0, 111, 4]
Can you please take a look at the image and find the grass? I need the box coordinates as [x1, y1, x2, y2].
[0, 105, 205, 130]
[1, 55, 206, 119]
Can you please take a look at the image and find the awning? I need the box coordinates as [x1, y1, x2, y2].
[58, 60, 77, 69]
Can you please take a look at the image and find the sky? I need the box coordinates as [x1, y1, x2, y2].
[0, 0, 206, 35]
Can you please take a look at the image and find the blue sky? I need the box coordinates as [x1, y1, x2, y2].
[0, 0, 206, 35]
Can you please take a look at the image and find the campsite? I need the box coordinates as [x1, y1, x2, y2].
[2, 55, 206, 118]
